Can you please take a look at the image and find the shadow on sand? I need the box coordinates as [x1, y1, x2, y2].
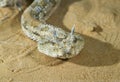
[41, 0, 120, 67]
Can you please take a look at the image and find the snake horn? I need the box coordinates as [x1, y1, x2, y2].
[70, 24, 75, 35]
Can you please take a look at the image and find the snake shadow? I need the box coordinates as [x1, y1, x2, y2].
[46, 0, 120, 67]
[68, 35, 120, 67]
[36, 34, 120, 67]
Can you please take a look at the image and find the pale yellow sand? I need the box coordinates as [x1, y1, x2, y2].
[0, 0, 120, 82]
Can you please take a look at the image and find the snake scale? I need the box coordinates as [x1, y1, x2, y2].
[0, 0, 84, 59]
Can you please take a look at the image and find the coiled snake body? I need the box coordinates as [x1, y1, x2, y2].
[0, 0, 84, 59]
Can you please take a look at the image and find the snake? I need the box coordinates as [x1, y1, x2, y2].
[0, 0, 84, 59]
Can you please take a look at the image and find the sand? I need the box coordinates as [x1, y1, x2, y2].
[0, 0, 120, 81]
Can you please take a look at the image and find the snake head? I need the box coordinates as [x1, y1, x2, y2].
[58, 25, 84, 59]
[37, 25, 84, 59]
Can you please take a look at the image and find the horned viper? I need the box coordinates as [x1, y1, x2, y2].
[0, 0, 84, 59]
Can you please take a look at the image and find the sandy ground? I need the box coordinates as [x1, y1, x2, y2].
[0, 0, 120, 82]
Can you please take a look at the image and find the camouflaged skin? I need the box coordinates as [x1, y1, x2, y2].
[0, 0, 84, 59]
